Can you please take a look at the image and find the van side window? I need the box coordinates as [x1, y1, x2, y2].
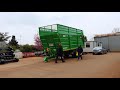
[86, 43, 90, 48]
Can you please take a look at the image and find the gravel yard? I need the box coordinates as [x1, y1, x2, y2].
[0, 52, 120, 78]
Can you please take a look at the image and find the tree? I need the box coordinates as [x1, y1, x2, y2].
[81, 35, 87, 42]
[34, 34, 43, 51]
[0, 32, 11, 42]
[9, 35, 19, 50]
[112, 28, 120, 33]
[19, 44, 36, 52]
[84, 36, 87, 42]
[20, 44, 32, 52]
[9, 35, 18, 46]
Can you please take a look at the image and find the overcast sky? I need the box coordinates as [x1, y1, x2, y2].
[0, 12, 120, 45]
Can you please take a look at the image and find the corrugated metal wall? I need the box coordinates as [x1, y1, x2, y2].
[94, 35, 120, 51]
[94, 37, 109, 49]
[101, 37, 109, 50]
[109, 36, 120, 51]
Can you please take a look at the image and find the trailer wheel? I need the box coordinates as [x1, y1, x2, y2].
[72, 51, 76, 58]
[64, 54, 69, 58]
[64, 51, 70, 58]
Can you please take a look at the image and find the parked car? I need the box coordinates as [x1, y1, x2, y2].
[23, 52, 35, 58]
[34, 51, 44, 56]
[93, 47, 107, 55]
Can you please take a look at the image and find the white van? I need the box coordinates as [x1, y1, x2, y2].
[14, 49, 23, 59]
[83, 41, 102, 53]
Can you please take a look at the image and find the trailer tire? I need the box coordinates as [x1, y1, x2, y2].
[64, 54, 69, 58]
[72, 51, 76, 58]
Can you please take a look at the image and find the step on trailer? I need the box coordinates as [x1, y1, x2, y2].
[39, 24, 85, 62]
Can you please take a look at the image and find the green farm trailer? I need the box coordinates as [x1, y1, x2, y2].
[39, 24, 85, 62]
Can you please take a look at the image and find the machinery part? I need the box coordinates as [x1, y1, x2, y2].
[0, 47, 19, 64]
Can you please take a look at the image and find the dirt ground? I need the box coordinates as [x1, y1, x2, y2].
[0, 52, 120, 78]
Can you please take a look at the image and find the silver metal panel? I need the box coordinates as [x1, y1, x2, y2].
[94, 35, 120, 51]
[94, 37, 109, 49]
[108, 36, 120, 51]
[100, 37, 109, 49]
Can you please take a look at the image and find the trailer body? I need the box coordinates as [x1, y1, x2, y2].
[39, 24, 85, 62]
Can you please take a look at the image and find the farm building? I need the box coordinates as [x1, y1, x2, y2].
[94, 32, 120, 52]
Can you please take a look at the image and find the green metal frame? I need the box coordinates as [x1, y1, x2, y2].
[39, 24, 85, 62]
